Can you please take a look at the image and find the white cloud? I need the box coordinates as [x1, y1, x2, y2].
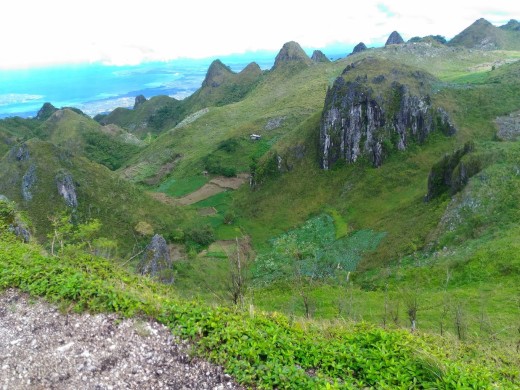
[1, 0, 519, 69]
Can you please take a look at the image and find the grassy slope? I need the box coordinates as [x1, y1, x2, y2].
[1, 223, 517, 389]
[0, 139, 189, 257]
[35, 108, 144, 170]
[125, 45, 520, 345]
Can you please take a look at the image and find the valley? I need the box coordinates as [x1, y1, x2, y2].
[1, 17, 520, 388]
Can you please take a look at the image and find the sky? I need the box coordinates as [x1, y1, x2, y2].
[1, 0, 519, 69]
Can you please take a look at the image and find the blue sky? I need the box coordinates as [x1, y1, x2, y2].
[1, 0, 519, 69]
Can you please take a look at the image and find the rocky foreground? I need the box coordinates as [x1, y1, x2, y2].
[0, 289, 242, 390]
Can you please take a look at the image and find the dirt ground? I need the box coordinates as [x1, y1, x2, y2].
[149, 173, 250, 206]
[0, 289, 243, 390]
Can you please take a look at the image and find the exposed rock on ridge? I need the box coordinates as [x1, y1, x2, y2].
[55, 171, 78, 208]
[319, 61, 456, 169]
[22, 165, 36, 201]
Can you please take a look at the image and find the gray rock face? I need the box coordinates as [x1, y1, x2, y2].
[385, 31, 404, 46]
[133, 95, 147, 109]
[55, 171, 78, 208]
[495, 111, 520, 141]
[9, 143, 30, 162]
[352, 42, 367, 54]
[138, 234, 174, 284]
[310, 50, 330, 63]
[425, 142, 480, 201]
[9, 225, 31, 242]
[319, 76, 456, 169]
[21, 165, 36, 201]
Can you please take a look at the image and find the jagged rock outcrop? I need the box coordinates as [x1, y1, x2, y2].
[9, 143, 30, 162]
[21, 165, 36, 201]
[137, 234, 174, 284]
[319, 60, 456, 169]
[36, 103, 58, 121]
[133, 95, 147, 109]
[311, 50, 330, 63]
[272, 41, 312, 69]
[351, 42, 367, 54]
[55, 171, 78, 208]
[202, 60, 233, 88]
[385, 31, 404, 46]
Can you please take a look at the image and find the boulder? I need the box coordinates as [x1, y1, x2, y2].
[138, 234, 174, 284]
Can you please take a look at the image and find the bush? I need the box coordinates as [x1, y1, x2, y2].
[185, 225, 215, 249]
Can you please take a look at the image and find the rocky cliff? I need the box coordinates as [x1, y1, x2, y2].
[319, 58, 456, 169]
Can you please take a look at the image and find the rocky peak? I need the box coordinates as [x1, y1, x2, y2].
[385, 31, 404, 46]
[202, 59, 234, 88]
[133, 95, 147, 109]
[310, 50, 330, 63]
[137, 234, 174, 284]
[36, 102, 58, 121]
[351, 42, 367, 54]
[272, 41, 312, 69]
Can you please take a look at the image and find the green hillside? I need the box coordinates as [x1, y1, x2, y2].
[2, 22, 520, 388]
[449, 18, 520, 50]
[0, 139, 188, 257]
[1, 209, 518, 388]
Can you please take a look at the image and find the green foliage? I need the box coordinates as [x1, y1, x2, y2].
[202, 154, 237, 177]
[252, 214, 385, 283]
[83, 130, 140, 170]
[0, 235, 515, 389]
[184, 224, 215, 250]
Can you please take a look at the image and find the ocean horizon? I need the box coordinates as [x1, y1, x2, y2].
[0, 47, 350, 120]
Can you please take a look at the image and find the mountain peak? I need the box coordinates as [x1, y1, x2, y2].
[272, 41, 311, 69]
[473, 17, 493, 27]
[202, 59, 234, 88]
[36, 102, 58, 121]
[385, 31, 404, 46]
[239, 62, 262, 76]
[133, 95, 147, 110]
[310, 50, 330, 63]
[449, 18, 504, 50]
[351, 42, 368, 55]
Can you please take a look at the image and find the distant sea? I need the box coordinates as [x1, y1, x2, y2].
[0, 52, 279, 119]
[0, 46, 351, 119]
